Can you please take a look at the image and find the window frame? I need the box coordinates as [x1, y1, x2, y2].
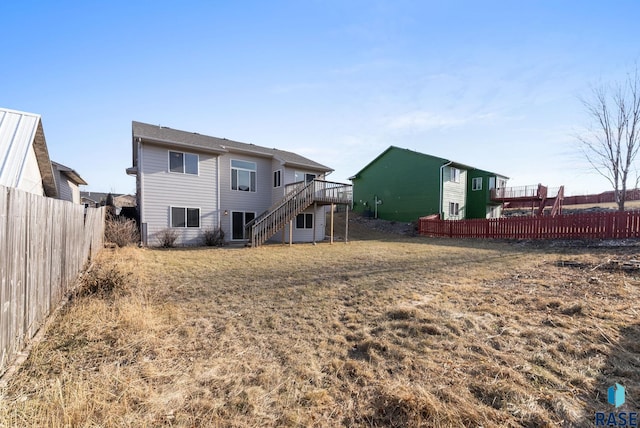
[273, 169, 282, 188]
[168, 151, 199, 175]
[472, 177, 482, 191]
[231, 159, 257, 192]
[231, 211, 256, 240]
[450, 167, 460, 183]
[295, 213, 314, 229]
[170, 206, 201, 228]
[294, 171, 316, 183]
[448, 202, 460, 217]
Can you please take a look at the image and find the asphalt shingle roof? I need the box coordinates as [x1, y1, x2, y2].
[132, 121, 332, 172]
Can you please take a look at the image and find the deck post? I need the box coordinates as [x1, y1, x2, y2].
[330, 203, 335, 244]
[345, 204, 349, 244]
[289, 219, 293, 246]
[313, 202, 317, 244]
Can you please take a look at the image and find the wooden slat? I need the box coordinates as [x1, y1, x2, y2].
[0, 184, 105, 375]
[419, 211, 640, 240]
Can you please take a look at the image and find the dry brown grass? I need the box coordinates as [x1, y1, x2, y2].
[0, 221, 639, 427]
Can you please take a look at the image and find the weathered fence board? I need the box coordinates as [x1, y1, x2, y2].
[419, 211, 640, 240]
[0, 185, 105, 375]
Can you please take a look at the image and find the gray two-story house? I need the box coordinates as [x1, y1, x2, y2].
[127, 121, 351, 246]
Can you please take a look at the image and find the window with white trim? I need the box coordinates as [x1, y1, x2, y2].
[273, 170, 282, 188]
[169, 151, 198, 175]
[231, 160, 257, 192]
[472, 177, 482, 191]
[449, 202, 459, 217]
[231, 211, 255, 240]
[450, 167, 460, 183]
[171, 207, 200, 228]
[296, 213, 313, 229]
[294, 171, 316, 183]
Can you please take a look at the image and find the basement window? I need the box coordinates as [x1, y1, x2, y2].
[296, 213, 313, 229]
[449, 202, 459, 217]
[171, 207, 200, 228]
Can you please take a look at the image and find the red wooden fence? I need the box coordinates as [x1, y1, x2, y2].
[419, 211, 640, 240]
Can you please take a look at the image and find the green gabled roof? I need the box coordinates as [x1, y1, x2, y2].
[350, 145, 507, 179]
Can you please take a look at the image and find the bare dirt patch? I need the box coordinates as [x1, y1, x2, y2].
[0, 229, 638, 426]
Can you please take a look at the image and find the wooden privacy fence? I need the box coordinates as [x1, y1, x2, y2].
[0, 185, 105, 375]
[419, 211, 640, 240]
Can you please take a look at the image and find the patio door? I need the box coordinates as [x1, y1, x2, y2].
[232, 211, 255, 240]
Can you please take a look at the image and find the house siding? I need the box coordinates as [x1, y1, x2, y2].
[466, 170, 505, 219]
[55, 172, 74, 202]
[19, 145, 45, 196]
[140, 142, 218, 246]
[277, 205, 327, 243]
[352, 147, 446, 222]
[442, 166, 466, 220]
[218, 153, 273, 241]
[271, 159, 285, 202]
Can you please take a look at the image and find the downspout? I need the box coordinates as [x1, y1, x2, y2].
[439, 161, 452, 219]
[137, 137, 145, 245]
[217, 156, 221, 228]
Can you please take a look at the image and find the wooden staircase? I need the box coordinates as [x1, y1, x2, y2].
[245, 179, 352, 247]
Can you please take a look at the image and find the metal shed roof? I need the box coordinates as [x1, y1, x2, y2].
[0, 108, 57, 196]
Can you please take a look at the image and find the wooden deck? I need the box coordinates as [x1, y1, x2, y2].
[247, 179, 352, 246]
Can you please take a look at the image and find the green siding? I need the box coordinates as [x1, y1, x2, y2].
[352, 147, 447, 222]
[466, 169, 502, 219]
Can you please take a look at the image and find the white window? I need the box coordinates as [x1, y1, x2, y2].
[273, 170, 282, 188]
[472, 177, 482, 191]
[169, 151, 199, 175]
[449, 202, 459, 217]
[498, 178, 507, 189]
[171, 207, 200, 228]
[450, 167, 460, 183]
[489, 177, 496, 190]
[231, 160, 257, 192]
[295, 171, 316, 183]
[296, 213, 313, 229]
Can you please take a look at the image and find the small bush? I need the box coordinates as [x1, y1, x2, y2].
[104, 216, 139, 247]
[202, 227, 225, 246]
[157, 228, 179, 248]
[75, 259, 131, 298]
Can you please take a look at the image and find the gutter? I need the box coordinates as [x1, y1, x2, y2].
[439, 161, 452, 218]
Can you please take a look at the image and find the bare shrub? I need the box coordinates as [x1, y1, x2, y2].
[202, 227, 225, 246]
[104, 216, 139, 247]
[156, 228, 178, 248]
[75, 257, 131, 298]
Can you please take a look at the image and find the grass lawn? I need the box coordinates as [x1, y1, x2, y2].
[1, 223, 639, 426]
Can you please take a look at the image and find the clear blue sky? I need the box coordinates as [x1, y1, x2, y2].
[2, 0, 639, 195]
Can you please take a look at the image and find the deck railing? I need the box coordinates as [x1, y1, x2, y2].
[246, 179, 352, 247]
[491, 184, 561, 201]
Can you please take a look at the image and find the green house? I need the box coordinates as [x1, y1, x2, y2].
[350, 146, 507, 222]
